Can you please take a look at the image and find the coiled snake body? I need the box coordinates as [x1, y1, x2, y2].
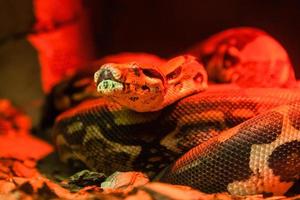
[51, 28, 300, 196]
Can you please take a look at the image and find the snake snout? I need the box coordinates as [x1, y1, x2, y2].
[94, 65, 122, 85]
[94, 66, 124, 95]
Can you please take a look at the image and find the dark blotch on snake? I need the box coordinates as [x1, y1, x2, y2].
[161, 111, 283, 193]
[268, 140, 300, 182]
[54, 119, 86, 145]
[103, 81, 108, 89]
[129, 96, 139, 102]
[288, 101, 300, 130]
[132, 67, 140, 77]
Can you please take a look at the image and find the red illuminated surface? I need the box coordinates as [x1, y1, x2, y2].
[0, 99, 53, 160]
[1, 1, 298, 198]
[27, 0, 95, 93]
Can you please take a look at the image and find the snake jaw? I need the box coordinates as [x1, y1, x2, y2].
[96, 80, 124, 95]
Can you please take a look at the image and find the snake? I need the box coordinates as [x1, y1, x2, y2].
[49, 27, 300, 196]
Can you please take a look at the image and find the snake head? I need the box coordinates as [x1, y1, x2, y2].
[94, 55, 208, 112]
[160, 55, 208, 106]
[94, 62, 166, 112]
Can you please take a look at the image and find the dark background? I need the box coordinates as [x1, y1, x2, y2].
[1, 0, 300, 124]
[90, 0, 300, 76]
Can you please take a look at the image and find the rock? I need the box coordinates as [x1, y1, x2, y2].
[101, 171, 149, 190]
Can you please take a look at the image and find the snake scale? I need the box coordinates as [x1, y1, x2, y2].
[48, 27, 300, 196]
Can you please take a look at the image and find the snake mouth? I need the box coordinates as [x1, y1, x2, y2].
[94, 67, 124, 94]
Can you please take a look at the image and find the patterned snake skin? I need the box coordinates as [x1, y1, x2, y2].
[50, 28, 300, 196]
[53, 86, 300, 196]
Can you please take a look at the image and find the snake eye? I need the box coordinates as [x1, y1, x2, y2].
[142, 68, 164, 81]
[166, 66, 182, 80]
